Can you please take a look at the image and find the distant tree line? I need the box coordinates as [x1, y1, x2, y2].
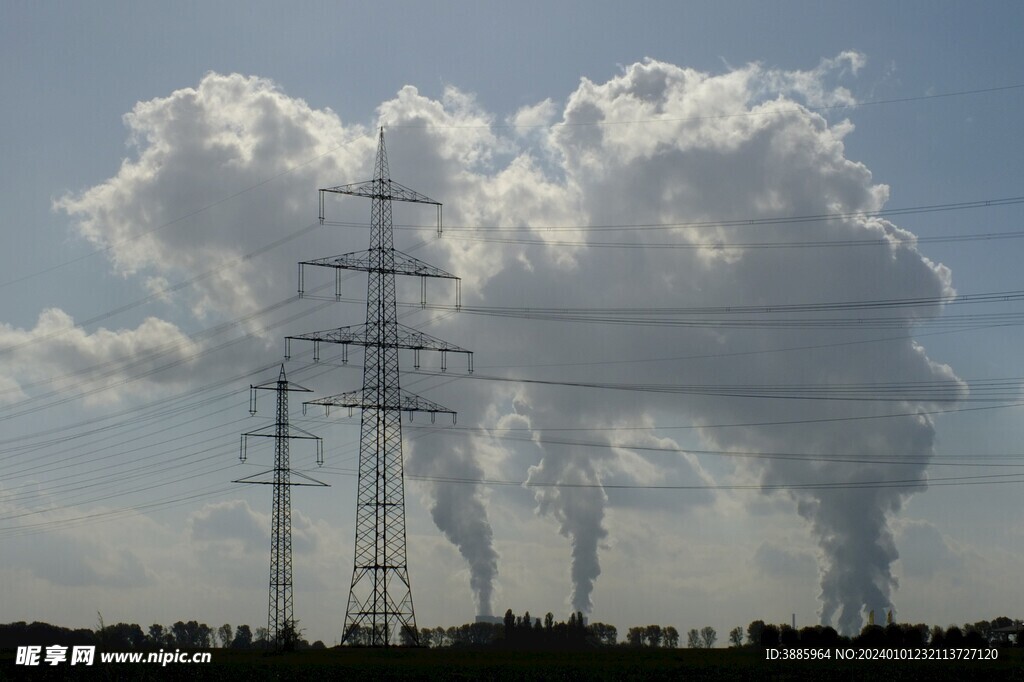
[684, 626, 716, 648]
[363, 611, 677, 649]
[9, 613, 1019, 652]
[737, 616, 1024, 649]
[0, 618, 327, 651]
[626, 625, 680, 648]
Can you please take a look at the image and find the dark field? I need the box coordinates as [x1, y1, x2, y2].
[3, 647, 1024, 681]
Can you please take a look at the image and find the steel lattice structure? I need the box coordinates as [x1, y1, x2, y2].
[289, 129, 470, 646]
[236, 365, 326, 650]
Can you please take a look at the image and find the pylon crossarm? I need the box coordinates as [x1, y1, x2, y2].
[252, 380, 314, 393]
[243, 427, 321, 440]
[320, 180, 439, 206]
[298, 251, 461, 307]
[301, 250, 457, 279]
[397, 392, 456, 417]
[288, 323, 470, 354]
[233, 470, 329, 487]
[303, 389, 364, 413]
[304, 389, 457, 423]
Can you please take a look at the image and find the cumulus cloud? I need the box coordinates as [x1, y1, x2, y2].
[54, 73, 369, 323]
[34, 55, 960, 631]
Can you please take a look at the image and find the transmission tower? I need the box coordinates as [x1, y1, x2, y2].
[287, 128, 471, 646]
[236, 365, 327, 650]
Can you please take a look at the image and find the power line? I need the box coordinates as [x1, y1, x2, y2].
[0, 222, 322, 358]
[325, 195, 1024, 234]
[402, 391, 1024, 430]
[444, 228, 1024, 251]
[405, 472, 1024, 491]
[405, 425, 1024, 467]
[422, 370, 1019, 403]
[385, 82, 1024, 130]
[305, 466, 1024, 491]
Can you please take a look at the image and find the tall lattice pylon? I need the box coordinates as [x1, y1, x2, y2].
[237, 365, 327, 651]
[287, 129, 471, 646]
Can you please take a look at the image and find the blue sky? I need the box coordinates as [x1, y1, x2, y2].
[2, 1, 1024, 644]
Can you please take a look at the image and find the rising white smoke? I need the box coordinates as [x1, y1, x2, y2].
[407, 444, 499, 616]
[402, 54, 958, 628]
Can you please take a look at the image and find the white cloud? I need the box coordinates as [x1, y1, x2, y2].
[0, 309, 201, 406]
[54, 73, 369, 324]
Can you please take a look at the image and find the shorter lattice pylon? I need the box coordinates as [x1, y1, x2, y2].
[236, 364, 327, 650]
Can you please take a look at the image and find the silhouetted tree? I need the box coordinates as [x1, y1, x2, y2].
[644, 625, 663, 648]
[700, 626, 717, 648]
[944, 625, 965, 647]
[170, 621, 187, 647]
[399, 625, 417, 647]
[469, 622, 496, 645]
[855, 624, 885, 647]
[962, 622, 987, 643]
[231, 624, 253, 649]
[901, 623, 929, 647]
[586, 622, 617, 646]
[664, 626, 679, 648]
[148, 624, 169, 649]
[627, 626, 645, 647]
[729, 626, 743, 647]
[883, 623, 904, 646]
[687, 628, 701, 648]
[419, 628, 434, 648]
[747, 620, 765, 646]
[0, 622, 95, 649]
[275, 620, 305, 651]
[254, 626, 270, 649]
[966, 620, 991, 643]
[99, 623, 145, 650]
[432, 626, 447, 647]
[197, 623, 212, 648]
[761, 624, 780, 647]
[217, 624, 233, 648]
[168, 620, 211, 648]
[797, 625, 842, 647]
[504, 609, 515, 641]
[819, 626, 842, 647]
